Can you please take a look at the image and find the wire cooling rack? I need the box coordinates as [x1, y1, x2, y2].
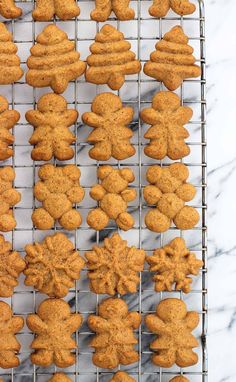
[0, 0, 207, 381]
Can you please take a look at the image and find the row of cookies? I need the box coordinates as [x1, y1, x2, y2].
[0, 0, 196, 21]
[0, 232, 202, 298]
[0, 296, 200, 372]
[0, 163, 199, 232]
[0, 22, 200, 92]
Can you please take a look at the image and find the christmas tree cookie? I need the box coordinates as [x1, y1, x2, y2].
[26, 25, 86, 94]
[0, 23, 23, 84]
[86, 25, 141, 90]
[144, 26, 201, 90]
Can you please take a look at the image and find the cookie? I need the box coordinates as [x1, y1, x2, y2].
[143, 163, 199, 232]
[24, 232, 85, 298]
[145, 298, 199, 367]
[0, 0, 22, 18]
[146, 237, 203, 293]
[0, 95, 20, 160]
[0, 301, 24, 369]
[141, 91, 192, 160]
[170, 377, 190, 382]
[149, 0, 196, 18]
[32, 164, 84, 230]
[48, 373, 73, 382]
[0, 23, 23, 84]
[27, 298, 82, 368]
[26, 25, 86, 94]
[91, 0, 134, 21]
[0, 234, 25, 297]
[26, 93, 77, 161]
[86, 233, 145, 295]
[87, 165, 136, 231]
[82, 92, 135, 160]
[109, 372, 136, 382]
[33, 0, 80, 21]
[0, 167, 21, 232]
[88, 297, 141, 368]
[144, 26, 201, 90]
[86, 25, 141, 90]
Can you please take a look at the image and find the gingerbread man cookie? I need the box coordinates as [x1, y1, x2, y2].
[91, 0, 135, 21]
[149, 0, 196, 18]
[0, 95, 20, 161]
[33, 0, 80, 21]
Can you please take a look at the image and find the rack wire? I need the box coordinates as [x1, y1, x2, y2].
[0, 0, 207, 381]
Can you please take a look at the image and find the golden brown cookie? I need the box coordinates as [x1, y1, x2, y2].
[0, 167, 21, 232]
[145, 298, 199, 368]
[87, 165, 136, 231]
[0, 301, 24, 369]
[91, 0, 134, 21]
[0, 23, 23, 84]
[144, 26, 201, 90]
[109, 371, 136, 382]
[26, 25, 86, 94]
[143, 163, 199, 232]
[33, 0, 80, 21]
[0, 95, 20, 160]
[146, 237, 203, 293]
[0, 0, 22, 18]
[0, 234, 25, 297]
[32, 164, 84, 230]
[86, 25, 141, 90]
[26, 93, 77, 161]
[141, 91, 192, 160]
[86, 233, 145, 295]
[82, 92, 135, 161]
[48, 373, 73, 382]
[27, 298, 82, 368]
[24, 232, 85, 298]
[170, 377, 190, 382]
[88, 297, 141, 369]
[149, 0, 196, 18]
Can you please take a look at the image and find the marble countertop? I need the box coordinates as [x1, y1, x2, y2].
[0, 0, 233, 381]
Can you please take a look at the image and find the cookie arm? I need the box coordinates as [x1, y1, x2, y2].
[25, 110, 46, 127]
[87, 315, 110, 333]
[82, 112, 104, 128]
[145, 314, 167, 334]
[114, 107, 134, 124]
[185, 311, 199, 330]
[26, 314, 47, 333]
[125, 312, 141, 329]
[140, 108, 161, 125]
[174, 106, 193, 124]
[66, 314, 83, 333]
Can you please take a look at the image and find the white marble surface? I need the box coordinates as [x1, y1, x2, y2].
[206, 1, 236, 381]
[0, 0, 232, 381]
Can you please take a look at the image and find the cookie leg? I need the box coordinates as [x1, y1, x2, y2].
[0, 350, 19, 369]
[90, 0, 112, 22]
[112, 142, 135, 160]
[176, 348, 198, 367]
[116, 212, 134, 231]
[118, 348, 139, 365]
[174, 206, 199, 230]
[0, 0, 22, 19]
[92, 348, 119, 369]
[170, 0, 196, 15]
[59, 209, 82, 230]
[31, 143, 53, 161]
[89, 142, 112, 161]
[32, 0, 55, 20]
[148, 0, 169, 17]
[54, 349, 76, 368]
[145, 209, 171, 233]
[53, 142, 75, 161]
[31, 350, 54, 367]
[152, 348, 176, 367]
[54, 0, 80, 19]
[112, 0, 135, 20]
[32, 208, 54, 230]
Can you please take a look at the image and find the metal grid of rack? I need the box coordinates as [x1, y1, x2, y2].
[0, 0, 207, 381]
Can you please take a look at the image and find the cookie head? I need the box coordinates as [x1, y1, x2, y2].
[38, 298, 71, 321]
[99, 297, 128, 319]
[157, 298, 187, 322]
[92, 92, 122, 114]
